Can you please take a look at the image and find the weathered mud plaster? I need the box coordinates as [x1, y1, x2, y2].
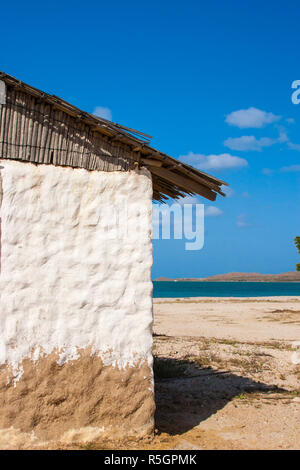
[0, 160, 154, 447]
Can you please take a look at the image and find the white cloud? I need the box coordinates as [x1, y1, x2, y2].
[262, 168, 274, 175]
[286, 118, 295, 124]
[288, 141, 300, 151]
[280, 165, 300, 172]
[225, 126, 289, 152]
[226, 107, 280, 128]
[275, 126, 300, 151]
[206, 206, 223, 217]
[93, 106, 112, 121]
[236, 214, 251, 228]
[180, 152, 248, 170]
[224, 135, 275, 151]
[222, 185, 235, 197]
[277, 128, 289, 143]
[225, 126, 288, 152]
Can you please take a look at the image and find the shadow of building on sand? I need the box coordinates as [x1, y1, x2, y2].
[154, 356, 286, 435]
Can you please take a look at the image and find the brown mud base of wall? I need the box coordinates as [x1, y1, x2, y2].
[0, 350, 154, 449]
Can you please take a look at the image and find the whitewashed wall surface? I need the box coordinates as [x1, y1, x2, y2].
[0, 159, 154, 449]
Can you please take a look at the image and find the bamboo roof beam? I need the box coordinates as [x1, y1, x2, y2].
[150, 167, 217, 201]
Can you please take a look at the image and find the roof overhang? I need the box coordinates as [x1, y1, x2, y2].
[0, 72, 228, 202]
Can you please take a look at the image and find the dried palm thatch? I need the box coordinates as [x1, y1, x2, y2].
[0, 72, 228, 202]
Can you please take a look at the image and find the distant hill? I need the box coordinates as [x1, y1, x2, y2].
[154, 272, 300, 282]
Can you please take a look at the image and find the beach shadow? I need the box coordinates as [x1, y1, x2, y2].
[154, 356, 286, 435]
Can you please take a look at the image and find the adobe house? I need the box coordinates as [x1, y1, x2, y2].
[0, 72, 226, 448]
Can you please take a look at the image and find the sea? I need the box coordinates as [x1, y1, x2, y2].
[153, 281, 300, 298]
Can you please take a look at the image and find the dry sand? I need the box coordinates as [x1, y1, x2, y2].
[154, 296, 300, 342]
[152, 296, 300, 450]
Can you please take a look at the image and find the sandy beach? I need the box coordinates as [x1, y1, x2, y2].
[154, 296, 300, 342]
[151, 296, 300, 450]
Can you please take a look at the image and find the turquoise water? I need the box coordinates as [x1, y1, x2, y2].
[153, 281, 300, 298]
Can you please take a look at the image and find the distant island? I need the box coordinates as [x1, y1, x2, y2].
[155, 271, 300, 282]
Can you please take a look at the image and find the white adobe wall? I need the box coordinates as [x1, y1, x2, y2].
[0, 160, 153, 385]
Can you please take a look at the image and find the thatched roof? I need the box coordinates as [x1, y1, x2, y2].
[0, 72, 227, 202]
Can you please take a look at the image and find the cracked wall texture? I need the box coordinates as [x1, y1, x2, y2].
[0, 160, 154, 448]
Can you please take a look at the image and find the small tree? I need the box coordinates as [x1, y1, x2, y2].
[295, 237, 300, 271]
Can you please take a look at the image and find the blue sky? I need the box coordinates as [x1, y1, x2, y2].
[1, 0, 300, 278]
